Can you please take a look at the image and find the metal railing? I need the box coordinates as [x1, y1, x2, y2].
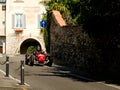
[0, 56, 25, 85]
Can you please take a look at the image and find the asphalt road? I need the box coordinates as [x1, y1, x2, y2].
[0, 55, 120, 90]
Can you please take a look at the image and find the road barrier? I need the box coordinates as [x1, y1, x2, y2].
[20, 60, 25, 85]
[0, 56, 10, 77]
[6, 56, 9, 77]
[0, 56, 25, 85]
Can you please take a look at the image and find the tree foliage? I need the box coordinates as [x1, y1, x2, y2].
[42, 0, 120, 24]
[26, 46, 36, 54]
[82, 0, 120, 77]
[41, 0, 73, 24]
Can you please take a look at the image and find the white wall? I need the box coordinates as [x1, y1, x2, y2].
[0, 4, 5, 36]
[6, 0, 46, 54]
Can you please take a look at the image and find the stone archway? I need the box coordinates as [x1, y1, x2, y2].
[20, 38, 41, 54]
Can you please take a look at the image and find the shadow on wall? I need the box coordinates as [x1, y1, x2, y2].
[49, 10, 120, 80]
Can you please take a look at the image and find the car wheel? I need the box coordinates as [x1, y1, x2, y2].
[29, 55, 34, 66]
[46, 56, 53, 67]
[25, 54, 29, 65]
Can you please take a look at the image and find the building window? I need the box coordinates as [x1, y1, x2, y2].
[0, 0, 6, 3]
[2, 21, 5, 24]
[16, 14, 23, 28]
[2, 5, 6, 11]
[12, 14, 26, 28]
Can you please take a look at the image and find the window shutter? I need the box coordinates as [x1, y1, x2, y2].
[12, 15, 15, 28]
[23, 14, 26, 28]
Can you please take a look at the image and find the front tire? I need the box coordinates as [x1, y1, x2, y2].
[47, 60, 53, 67]
[25, 54, 29, 65]
[46, 56, 53, 67]
[29, 55, 34, 66]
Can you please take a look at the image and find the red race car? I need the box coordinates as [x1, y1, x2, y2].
[25, 52, 52, 67]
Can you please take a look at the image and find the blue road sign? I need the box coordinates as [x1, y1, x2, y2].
[40, 20, 47, 28]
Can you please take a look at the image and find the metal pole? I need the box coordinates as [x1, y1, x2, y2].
[6, 56, 9, 77]
[20, 60, 24, 85]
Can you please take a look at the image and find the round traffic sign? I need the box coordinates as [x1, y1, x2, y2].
[40, 20, 47, 28]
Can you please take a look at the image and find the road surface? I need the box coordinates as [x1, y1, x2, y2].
[0, 55, 120, 90]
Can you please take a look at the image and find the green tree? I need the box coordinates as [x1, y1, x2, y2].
[41, 0, 73, 24]
[83, 0, 120, 76]
[26, 46, 36, 54]
[41, 0, 92, 24]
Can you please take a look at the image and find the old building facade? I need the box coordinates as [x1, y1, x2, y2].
[0, 0, 46, 55]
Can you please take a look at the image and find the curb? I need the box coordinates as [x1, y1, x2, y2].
[0, 86, 28, 90]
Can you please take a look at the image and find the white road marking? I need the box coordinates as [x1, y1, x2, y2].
[0, 69, 30, 86]
[97, 82, 120, 90]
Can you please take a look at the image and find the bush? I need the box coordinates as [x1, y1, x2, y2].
[26, 46, 36, 54]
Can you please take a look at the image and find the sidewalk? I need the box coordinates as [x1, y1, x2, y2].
[0, 68, 28, 90]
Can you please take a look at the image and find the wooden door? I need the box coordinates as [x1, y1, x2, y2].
[0, 46, 3, 53]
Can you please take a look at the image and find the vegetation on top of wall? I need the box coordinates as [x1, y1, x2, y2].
[41, 0, 73, 24]
[41, 13, 50, 53]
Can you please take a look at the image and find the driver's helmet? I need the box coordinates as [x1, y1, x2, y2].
[37, 45, 41, 51]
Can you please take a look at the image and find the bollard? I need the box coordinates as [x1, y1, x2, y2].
[5, 56, 9, 77]
[20, 60, 24, 85]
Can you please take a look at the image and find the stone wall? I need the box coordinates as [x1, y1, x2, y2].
[49, 11, 101, 73]
[49, 10, 120, 79]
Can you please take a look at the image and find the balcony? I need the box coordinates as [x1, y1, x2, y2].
[14, 29, 23, 33]
[14, 0, 24, 3]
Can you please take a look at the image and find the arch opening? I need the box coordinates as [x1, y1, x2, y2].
[20, 38, 41, 54]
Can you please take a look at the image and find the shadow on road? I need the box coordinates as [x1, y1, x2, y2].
[25, 64, 120, 86]
[54, 65, 120, 86]
[24, 65, 101, 83]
